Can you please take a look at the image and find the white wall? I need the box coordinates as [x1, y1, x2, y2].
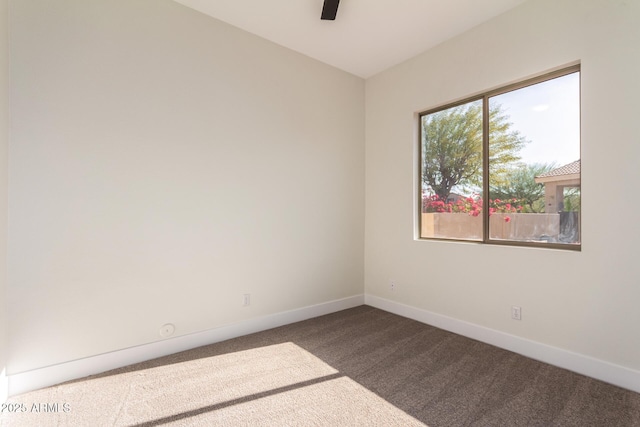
[8, 0, 640, 396]
[8, 0, 364, 375]
[0, 0, 8, 403]
[365, 0, 640, 374]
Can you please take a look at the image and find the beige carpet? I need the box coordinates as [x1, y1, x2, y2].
[1, 321, 426, 426]
[2, 306, 640, 426]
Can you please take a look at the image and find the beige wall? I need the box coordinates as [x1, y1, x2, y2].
[8, 0, 365, 374]
[0, 0, 8, 402]
[365, 0, 640, 371]
[6, 0, 640, 392]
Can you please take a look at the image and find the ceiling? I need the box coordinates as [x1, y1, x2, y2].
[174, 0, 528, 78]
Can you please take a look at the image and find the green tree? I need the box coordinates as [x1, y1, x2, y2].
[489, 163, 556, 212]
[563, 187, 581, 212]
[421, 102, 527, 201]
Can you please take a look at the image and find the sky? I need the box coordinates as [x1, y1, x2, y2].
[490, 71, 580, 167]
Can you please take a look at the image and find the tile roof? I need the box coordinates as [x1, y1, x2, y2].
[536, 160, 580, 179]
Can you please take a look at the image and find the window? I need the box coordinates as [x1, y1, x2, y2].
[419, 66, 580, 250]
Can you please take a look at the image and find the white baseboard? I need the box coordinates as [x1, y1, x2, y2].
[10, 293, 639, 397]
[365, 294, 640, 394]
[0, 368, 7, 403]
[8, 294, 364, 397]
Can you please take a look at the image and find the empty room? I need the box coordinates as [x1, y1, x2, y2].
[1, 0, 639, 425]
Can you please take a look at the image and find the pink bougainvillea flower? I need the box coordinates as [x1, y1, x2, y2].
[423, 193, 529, 215]
[504, 216, 511, 223]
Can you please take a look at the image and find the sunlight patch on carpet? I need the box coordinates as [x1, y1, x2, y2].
[1, 342, 426, 426]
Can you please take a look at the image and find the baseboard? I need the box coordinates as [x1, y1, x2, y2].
[365, 294, 640, 394]
[0, 368, 7, 403]
[8, 294, 365, 397]
[10, 293, 639, 397]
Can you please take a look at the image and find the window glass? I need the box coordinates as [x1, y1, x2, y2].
[419, 67, 580, 249]
[488, 72, 580, 245]
[421, 99, 483, 240]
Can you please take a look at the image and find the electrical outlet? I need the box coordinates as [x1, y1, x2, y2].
[243, 293, 251, 307]
[511, 306, 522, 321]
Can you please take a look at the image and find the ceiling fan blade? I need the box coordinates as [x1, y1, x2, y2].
[321, 0, 340, 20]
